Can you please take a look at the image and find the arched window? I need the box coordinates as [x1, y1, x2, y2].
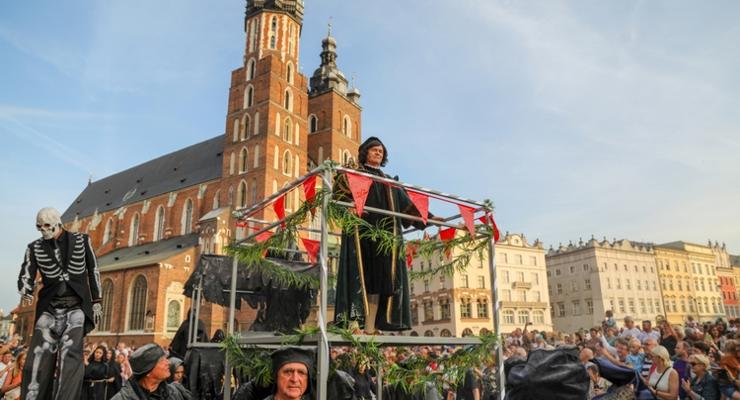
[237, 180, 248, 208]
[283, 117, 292, 142]
[103, 218, 114, 244]
[99, 279, 114, 332]
[269, 16, 277, 49]
[275, 112, 281, 136]
[284, 89, 292, 111]
[229, 152, 235, 175]
[286, 63, 294, 84]
[246, 58, 256, 81]
[232, 118, 240, 142]
[424, 330, 434, 337]
[342, 115, 351, 138]
[503, 309, 515, 324]
[479, 328, 490, 335]
[166, 300, 181, 333]
[228, 185, 234, 206]
[410, 331, 419, 337]
[533, 310, 545, 324]
[241, 114, 251, 139]
[517, 310, 530, 325]
[440, 329, 452, 337]
[282, 150, 293, 176]
[213, 190, 220, 210]
[462, 328, 474, 337]
[249, 19, 259, 52]
[251, 178, 258, 204]
[283, 183, 294, 211]
[273, 145, 279, 169]
[154, 206, 165, 241]
[288, 24, 295, 55]
[244, 85, 254, 108]
[128, 213, 140, 246]
[308, 114, 318, 133]
[181, 198, 193, 235]
[342, 150, 353, 166]
[239, 147, 249, 173]
[253, 112, 260, 135]
[253, 145, 260, 168]
[128, 275, 147, 331]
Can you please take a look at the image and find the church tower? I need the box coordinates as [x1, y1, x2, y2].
[221, 0, 310, 229]
[307, 24, 362, 167]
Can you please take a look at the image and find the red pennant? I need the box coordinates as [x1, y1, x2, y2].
[407, 190, 429, 223]
[303, 175, 317, 204]
[235, 220, 247, 228]
[273, 194, 286, 228]
[479, 213, 501, 243]
[255, 230, 274, 243]
[405, 243, 418, 269]
[301, 237, 320, 264]
[439, 227, 456, 241]
[345, 172, 373, 216]
[458, 205, 476, 237]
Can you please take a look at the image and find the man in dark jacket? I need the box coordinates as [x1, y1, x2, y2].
[18, 207, 103, 400]
[112, 344, 184, 400]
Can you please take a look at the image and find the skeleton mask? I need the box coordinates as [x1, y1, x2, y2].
[36, 207, 63, 240]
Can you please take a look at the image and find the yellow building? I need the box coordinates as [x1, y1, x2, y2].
[654, 246, 693, 324]
[657, 242, 723, 323]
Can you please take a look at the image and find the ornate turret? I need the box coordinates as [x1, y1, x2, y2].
[310, 21, 357, 102]
[246, 0, 304, 23]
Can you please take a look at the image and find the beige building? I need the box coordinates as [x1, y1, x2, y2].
[407, 233, 551, 337]
[657, 242, 724, 322]
[546, 238, 664, 333]
[654, 246, 694, 324]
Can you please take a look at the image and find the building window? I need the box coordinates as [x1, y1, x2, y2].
[503, 309, 515, 324]
[572, 301, 581, 316]
[103, 218, 114, 244]
[284, 89, 292, 111]
[586, 299, 594, 315]
[571, 281, 578, 292]
[517, 310, 530, 324]
[286, 62, 293, 84]
[166, 300, 181, 333]
[628, 299, 636, 314]
[233, 118, 240, 142]
[128, 213, 140, 247]
[423, 280, 429, 292]
[477, 299, 489, 318]
[181, 199, 193, 235]
[557, 303, 566, 317]
[440, 300, 451, 320]
[283, 118, 292, 143]
[282, 150, 293, 176]
[516, 289, 526, 302]
[242, 114, 251, 139]
[477, 276, 485, 289]
[626, 279, 631, 290]
[246, 58, 256, 81]
[556, 283, 563, 295]
[585, 279, 591, 290]
[342, 115, 351, 138]
[269, 16, 277, 49]
[411, 305, 419, 325]
[533, 310, 545, 324]
[128, 275, 148, 331]
[99, 279, 114, 332]
[309, 114, 318, 133]
[460, 299, 472, 318]
[462, 275, 469, 288]
[618, 299, 626, 313]
[440, 329, 452, 337]
[154, 206, 165, 241]
[244, 85, 254, 108]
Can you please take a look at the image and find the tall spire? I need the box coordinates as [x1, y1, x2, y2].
[309, 19, 349, 96]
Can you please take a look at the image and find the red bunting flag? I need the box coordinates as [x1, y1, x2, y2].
[346, 172, 373, 216]
[479, 213, 501, 242]
[235, 220, 247, 228]
[255, 230, 274, 243]
[303, 175, 318, 217]
[439, 227, 456, 241]
[301, 237, 320, 264]
[405, 243, 418, 269]
[407, 190, 429, 223]
[458, 205, 477, 238]
[273, 194, 286, 228]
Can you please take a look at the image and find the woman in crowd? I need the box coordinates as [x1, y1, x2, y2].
[682, 354, 720, 400]
[0, 351, 25, 400]
[115, 352, 132, 383]
[168, 357, 191, 400]
[659, 320, 678, 356]
[84, 345, 114, 400]
[643, 345, 679, 400]
[718, 340, 740, 399]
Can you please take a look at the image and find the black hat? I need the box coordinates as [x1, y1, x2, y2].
[358, 136, 388, 167]
[168, 357, 184, 376]
[271, 347, 315, 379]
[129, 343, 166, 377]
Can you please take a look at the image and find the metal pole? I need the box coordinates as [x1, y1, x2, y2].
[192, 275, 204, 346]
[376, 362, 383, 400]
[223, 255, 240, 400]
[316, 164, 332, 400]
[487, 233, 505, 400]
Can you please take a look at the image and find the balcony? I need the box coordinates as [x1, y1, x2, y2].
[512, 281, 532, 290]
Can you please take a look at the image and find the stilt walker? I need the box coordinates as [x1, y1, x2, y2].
[17, 207, 102, 400]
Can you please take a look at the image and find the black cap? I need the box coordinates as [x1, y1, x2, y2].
[271, 347, 315, 379]
[129, 343, 166, 377]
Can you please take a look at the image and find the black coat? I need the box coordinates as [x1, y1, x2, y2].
[18, 230, 102, 334]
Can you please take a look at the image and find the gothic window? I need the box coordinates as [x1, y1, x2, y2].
[99, 279, 114, 332]
[288, 24, 295, 55]
[239, 147, 249, 173]
[228, 185, 234, 206]
[282, 150, 293, 176]
[181, 199, 193, 235]
[341, 150, 353, 165]
[247, 58, 257, 81]
[128, 275, 147, 331]
[244, 85, 254, 108]
[128, 213, 140, 246]
[342, 115, 351, 138]
[103, 218, 114, 244]
[253, 112, 260, 135]
[242, 114, 251, 139]
[237, 180, 248, 208]
[166, 300, 181, 333]
[269, 16, 277, 49]
[250, 19, 259, 52]
[233, 118, 240, 142]
[284, 89, 292, 111]
[154, 206, 165, 241]
[283, 117, 292, 142]
[229, 152, 235, 175]
[286, 63, 294, 84]
[213, 190, 220, 209]
[309, 115, 318, 133]
[253, 145, 260, 168]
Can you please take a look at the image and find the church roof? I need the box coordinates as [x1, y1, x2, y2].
[62, 136, 223, 222]
[97, 233, 199, 272]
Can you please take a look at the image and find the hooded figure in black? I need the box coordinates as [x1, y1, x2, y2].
[333, 137, 432, 333]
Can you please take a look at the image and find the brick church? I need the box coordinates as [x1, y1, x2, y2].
[15, 0, 362, 347]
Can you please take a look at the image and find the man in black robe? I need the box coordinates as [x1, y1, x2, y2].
[333, 137, 432, 333]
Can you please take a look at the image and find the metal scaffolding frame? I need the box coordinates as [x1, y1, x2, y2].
[187, 161, 504, 400]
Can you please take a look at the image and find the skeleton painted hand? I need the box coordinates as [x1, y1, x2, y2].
[93, 303, 102, 325]
[21, 293, 34, 303]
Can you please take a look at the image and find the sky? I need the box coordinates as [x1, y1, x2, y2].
[1, 0, 739, 313]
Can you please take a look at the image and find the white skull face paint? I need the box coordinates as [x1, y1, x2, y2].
[36, 207, 63, 240]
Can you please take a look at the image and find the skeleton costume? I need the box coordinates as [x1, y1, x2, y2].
[17, 207, 103, 400]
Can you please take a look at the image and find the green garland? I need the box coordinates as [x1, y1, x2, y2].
[222, 325, 499, 395]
